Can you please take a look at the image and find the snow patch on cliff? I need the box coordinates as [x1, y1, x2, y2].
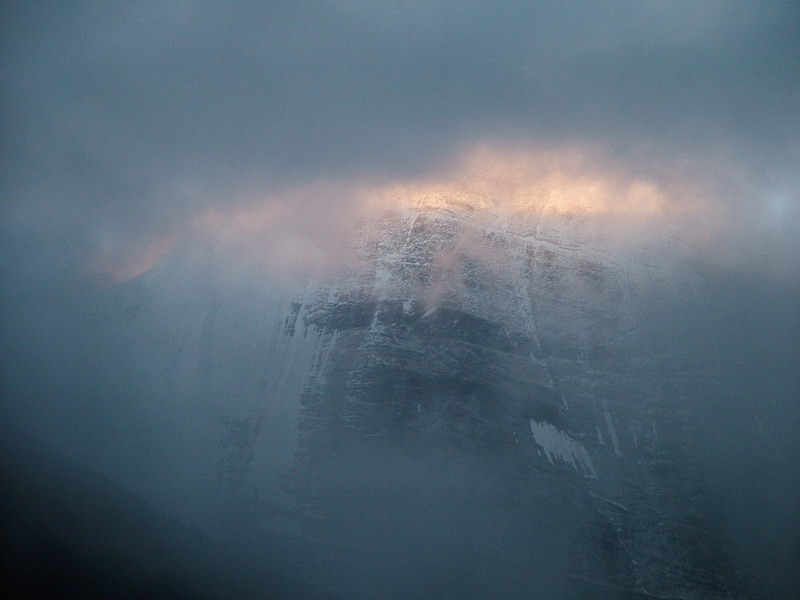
[530, 419, 598, 479]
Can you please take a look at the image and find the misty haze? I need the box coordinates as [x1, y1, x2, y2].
[2, 2, 798, 599]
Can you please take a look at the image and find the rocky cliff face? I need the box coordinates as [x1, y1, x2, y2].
[89, 184, 743, 599]
[282, 189, 735, 598]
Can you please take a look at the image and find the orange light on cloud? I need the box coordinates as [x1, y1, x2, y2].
[92, 232, 178, 288]
[356, 145, 677, 218]
[95, 144, 717, 285]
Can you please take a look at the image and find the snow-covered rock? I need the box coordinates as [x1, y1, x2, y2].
[85, 183, 737, 598]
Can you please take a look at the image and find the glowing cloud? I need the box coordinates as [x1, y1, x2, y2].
[355, 144, 712, 221]
[97, 144, 718, 285]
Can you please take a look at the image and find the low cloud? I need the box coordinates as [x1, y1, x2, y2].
[93, 142, 768, 289]
[2, 1, 798, 297]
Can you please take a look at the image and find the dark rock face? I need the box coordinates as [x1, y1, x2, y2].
[288, 194, 739, 598]
[38, 185, 783, 599]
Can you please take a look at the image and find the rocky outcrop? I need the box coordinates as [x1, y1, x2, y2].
[289, 189, 738, 598]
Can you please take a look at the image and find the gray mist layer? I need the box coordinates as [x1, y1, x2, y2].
[1, 2, 799, 599]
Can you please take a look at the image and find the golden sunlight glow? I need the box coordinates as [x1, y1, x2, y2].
[97, 144, 714, 285]
[357, 145, 672, 218]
